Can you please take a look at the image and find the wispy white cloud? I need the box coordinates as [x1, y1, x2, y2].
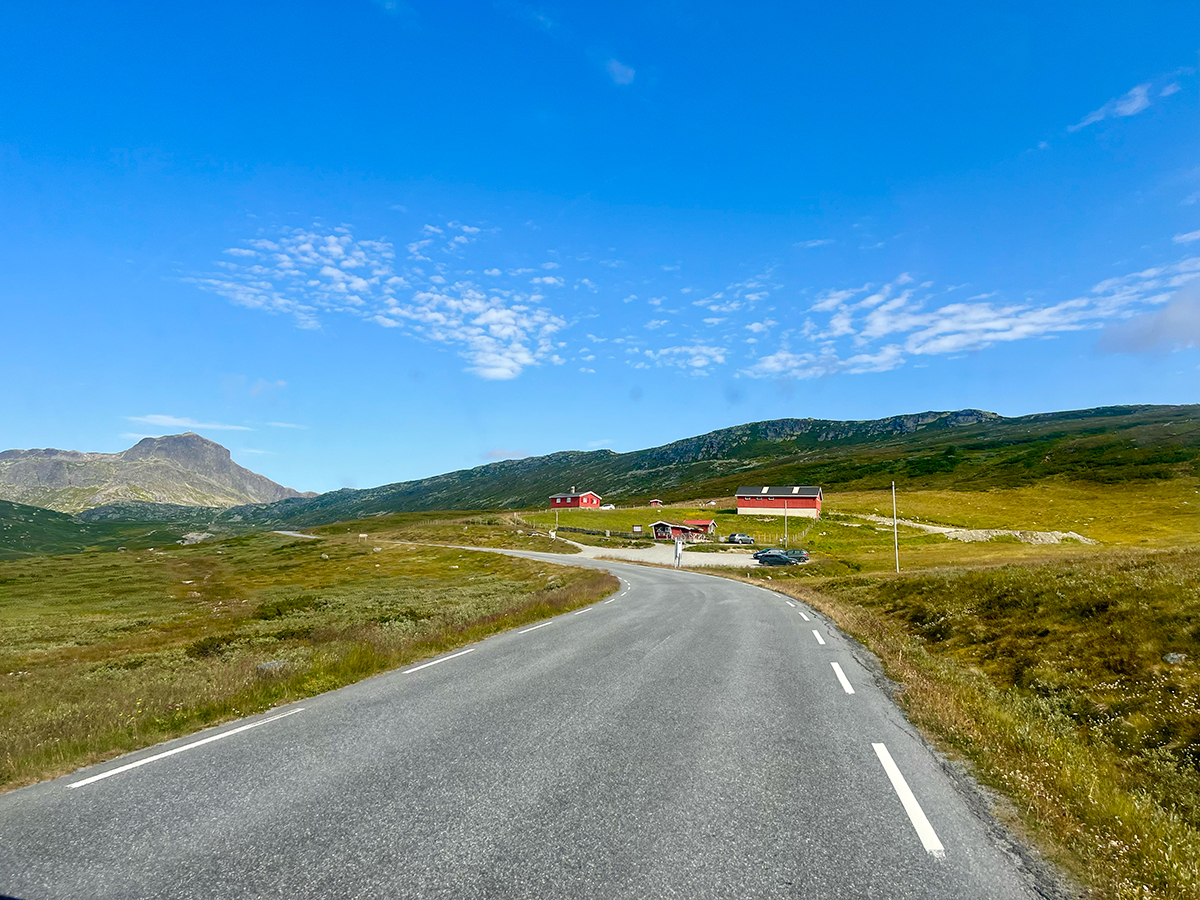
[483, 447, 531, 460]
[644, 344, 727, 372]
[125, 414, 251, 431]
[267, 421, 305, 429]
[743, 345, 905, 379]
[1161, 82, 1181, 97]
[496, 1, 558, 33]
[1173, 230, 1200, 244]
[1099, 280, 1200, 353]
[694, 271, 779, 313]
[606, 59, 636, 85]
[744, 253, 1200, 379]
[796, 239, 834, 248]
[193, 224, 565, 380]
[1069, 83, 1151, 131]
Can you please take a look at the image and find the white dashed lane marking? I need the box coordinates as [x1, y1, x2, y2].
[518, 622, 552, 634]
[873, 742, 946, 858]
[831, 662, 854, 694]
[812, 630, 826, 645]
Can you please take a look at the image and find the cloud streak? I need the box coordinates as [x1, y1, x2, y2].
[1069, 83, 1151, 131]
[192, 224, 565, 380]
[125, 414, 251, 431]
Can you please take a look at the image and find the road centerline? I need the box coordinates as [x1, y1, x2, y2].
[812, 630, 826, 645]
[518, 622, 552, 634]
[831, 662, 854, 694]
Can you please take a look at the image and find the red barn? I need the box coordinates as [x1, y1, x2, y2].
[735, 485, 822, 518]
[550, 490, 602, 509]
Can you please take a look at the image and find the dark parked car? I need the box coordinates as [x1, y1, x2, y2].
[781, 548, 810, 561]
[756, 550, 798, 566]
[726, 533, 754, 544]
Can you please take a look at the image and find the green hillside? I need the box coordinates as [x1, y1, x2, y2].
[0, 500, 215, 559]
[13, 404, 1200, 541]
[202, 404, 1199, 528]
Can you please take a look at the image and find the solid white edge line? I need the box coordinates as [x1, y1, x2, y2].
[518, 622, 552, 634]
[574, 607, 593, 615]
[799, 611, 810, 621]
[831, 661, 855, 694]
[812, 629, 826, 645]
[406, 647, 476, 673]
[872, 742, 946, 858]
[68, 708, 305, 790]
[785, 601, 795, 607]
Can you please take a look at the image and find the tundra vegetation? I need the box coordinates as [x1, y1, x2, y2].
[4, 406, 1200, 898]
[0, 528, 614, 791]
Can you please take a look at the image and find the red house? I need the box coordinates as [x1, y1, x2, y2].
[649, 520, 708, 541]
[649, 499, 663, 508]
[683, 519, 717, 534]
[735, 485, 822, 518]
[550, 489, 602, 509]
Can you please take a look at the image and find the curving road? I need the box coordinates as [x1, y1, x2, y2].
[0, 552, 1046, 899]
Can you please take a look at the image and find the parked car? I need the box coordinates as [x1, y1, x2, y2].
[757, 551, 798, 566]
[599, 504, 616, 510]
[726, 533, 754, 544]
[752, 548, 777, 560]
[781, 548, 810, 561]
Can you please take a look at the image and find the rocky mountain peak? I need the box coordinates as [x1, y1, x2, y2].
[121, 432, 232, 468]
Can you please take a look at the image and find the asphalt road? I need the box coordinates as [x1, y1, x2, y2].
[0, 552, 1045, 899]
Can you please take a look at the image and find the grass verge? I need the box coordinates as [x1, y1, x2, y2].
[0, 532, 614, 792]
[726, 549, 1200, 899]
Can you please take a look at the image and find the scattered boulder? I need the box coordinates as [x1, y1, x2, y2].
[256, 660, 289, 677]
[177, 532, 216, 545]
[1164, 652, 1188, 665]
[320, 553, 329, 560]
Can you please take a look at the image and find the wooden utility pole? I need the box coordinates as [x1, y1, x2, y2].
[892, 481, 900, 573]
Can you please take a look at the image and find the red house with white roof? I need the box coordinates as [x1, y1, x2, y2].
[735, 485, 822, 518]
[550, 489, 602, 509]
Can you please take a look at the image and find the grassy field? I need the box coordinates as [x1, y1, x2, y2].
[0, 530, 614, 792]
[526, 499, 1131, 575]
[831, 479, 1200, 547]
[307, 510, 578, 554]
[734, 549, 1200, 899]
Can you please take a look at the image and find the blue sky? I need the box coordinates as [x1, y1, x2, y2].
[2, 1, 1199, 493]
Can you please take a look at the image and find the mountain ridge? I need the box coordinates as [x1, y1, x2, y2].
[23, 404, 1200, 534]
[0, 433, 313, 513]
[124, 404, 1196, 529]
